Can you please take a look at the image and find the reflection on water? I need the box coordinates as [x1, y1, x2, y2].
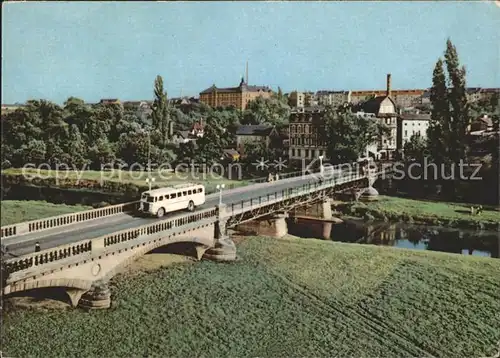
[287, 219, 499, 259]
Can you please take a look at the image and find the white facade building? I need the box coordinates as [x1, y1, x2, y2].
[397, 112, 431, 151]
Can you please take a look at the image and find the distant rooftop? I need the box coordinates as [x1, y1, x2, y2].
[200, 78, 272, 95]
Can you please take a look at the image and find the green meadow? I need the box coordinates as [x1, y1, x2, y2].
[2, 236, 499, 357]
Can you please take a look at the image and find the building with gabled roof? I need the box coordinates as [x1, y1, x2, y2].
[359, 74, 398, 160]
[199, 77, 272, 110]
[235, 124, 279, 154]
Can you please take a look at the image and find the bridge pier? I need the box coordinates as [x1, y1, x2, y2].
[66, 288, 87, 308]
[235, 212, 289, 238]
[203, 204, 237, 262]
[290, 199, 334, 239]
[78, 280, 111, 309]
[360, 174, 379, 202]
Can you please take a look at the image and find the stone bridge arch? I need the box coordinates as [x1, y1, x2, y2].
[3, 223, 216, 308]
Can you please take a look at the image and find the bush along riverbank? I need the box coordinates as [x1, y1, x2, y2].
[334, 196, 500, 231]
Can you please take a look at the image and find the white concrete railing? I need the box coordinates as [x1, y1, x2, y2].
[0, 166, 339, 241]
[3, 207, 219, 279]
[2, 170, 374, 278]
[0, 201, 139, 241]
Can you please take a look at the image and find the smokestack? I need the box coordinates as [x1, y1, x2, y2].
[246, 61, 249, 84]
[386, 73, 392, 97]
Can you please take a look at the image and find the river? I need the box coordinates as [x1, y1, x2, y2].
[287, 218, 500, 259]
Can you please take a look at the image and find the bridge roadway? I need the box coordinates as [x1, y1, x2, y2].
[3, 168, 355, 257]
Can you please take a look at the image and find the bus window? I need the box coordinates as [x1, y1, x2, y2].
[188, 190, 192, 195]
[183, 191, 187, 196]
[170, 193, 176, 199]
[198, 188, 203, 193]
[146, 196, 155, 203]
[159, 196, 163, 201]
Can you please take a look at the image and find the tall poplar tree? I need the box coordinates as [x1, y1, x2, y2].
[428, 58, 449, 164]
[428, 39, 470, 164]
[151, 75, 171, 146]
[444, 39, 469, 163]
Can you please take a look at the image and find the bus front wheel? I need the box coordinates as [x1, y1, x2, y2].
[157, 207, 165, 218]
[187, 201, 195, 212]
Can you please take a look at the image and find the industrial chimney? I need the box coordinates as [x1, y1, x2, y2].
[386, 74, 392, 97]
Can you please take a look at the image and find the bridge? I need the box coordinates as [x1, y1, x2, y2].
[1, 163, 387, 309]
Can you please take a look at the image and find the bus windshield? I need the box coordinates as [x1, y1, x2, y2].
[142, 194, 155, 202]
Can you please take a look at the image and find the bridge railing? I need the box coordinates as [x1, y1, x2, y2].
[2, 169, 385, 280]
[0, 201, 140, 241]
[3, 207, 218, 278]
[228, 170, 367, 217]
[0, 168, 328, 241]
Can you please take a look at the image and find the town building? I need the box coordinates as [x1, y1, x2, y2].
[351, 88, 425, 109]
[316, 91, 351, 108]
[359, 74, 398, 160]
[468, 114, 494, 135]
[288, 106, 327, 163]
[288, 91, 305, 108]
[235, 124, 279, 154]
[304, 92, 318, 107]
[199, 78, 272, 110]
[190, 118, 205, 137]
[397, 112, 431, 152]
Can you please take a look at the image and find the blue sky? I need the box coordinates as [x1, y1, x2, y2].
[2, 1, 499, 104]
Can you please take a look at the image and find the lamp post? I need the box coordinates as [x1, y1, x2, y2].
[146, 177, 155, 191]
[319, 155, 324, 175]
[216, 184, 225, 206]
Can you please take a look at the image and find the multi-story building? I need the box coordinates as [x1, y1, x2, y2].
[359, 74, 398, 160]
[304, 92, 318, 106]
[351, 88, 425, 108]
[397, 112, 431, 152]
[199, 78, 272, 110]
[288, 106, 327, 163]
[349, 73, 425, 109]
[316, 91, 351, 108]
[288, 91, 305, 108]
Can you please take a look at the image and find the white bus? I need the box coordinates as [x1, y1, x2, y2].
[138, 183, 206, 218]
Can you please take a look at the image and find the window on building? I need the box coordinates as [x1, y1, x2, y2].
[305, 149, 309, 158]
[404, 130, 407, 137]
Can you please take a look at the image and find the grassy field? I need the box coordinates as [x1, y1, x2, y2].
[2, 236, 499, 357]
[1, 200, 92, 226]
[342, 195, 500, 229]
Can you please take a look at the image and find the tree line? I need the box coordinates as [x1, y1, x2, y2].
[1, 76, 292, 171]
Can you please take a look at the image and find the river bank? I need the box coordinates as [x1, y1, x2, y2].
[3, 235, 500, 357]
[334, 195, 499, 231]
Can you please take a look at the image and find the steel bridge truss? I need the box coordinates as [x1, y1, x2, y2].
[226, 178, 367, 227]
